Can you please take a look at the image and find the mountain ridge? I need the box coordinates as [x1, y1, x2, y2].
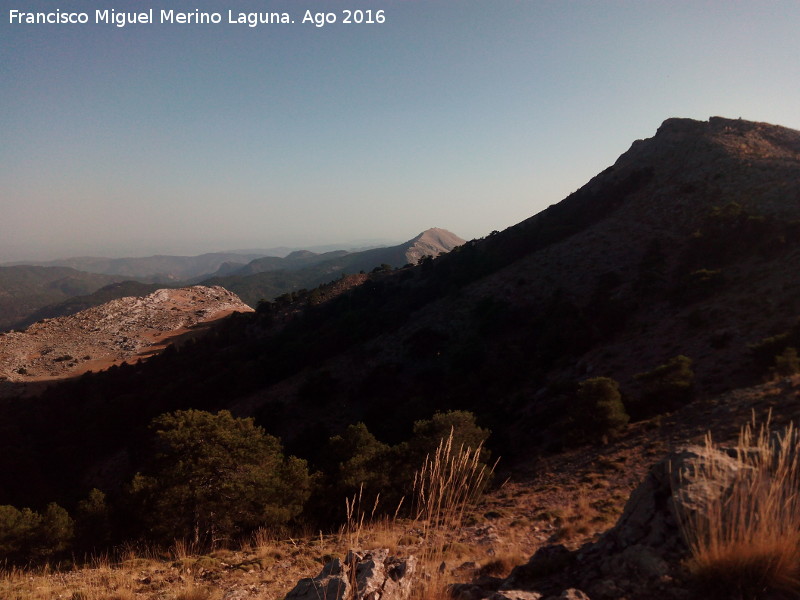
[0, 229, 464, 331]
[200, 227, 465, 306]
[3, 252, 278, 282]
[229, 227, 464, 277]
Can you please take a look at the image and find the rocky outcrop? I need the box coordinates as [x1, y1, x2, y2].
[347, 549, 417, 600]
[488, 444, 750, 600]
[285, 550, 416, 600]
[0, 285, 253, 383]
[285, 558, 351, 600]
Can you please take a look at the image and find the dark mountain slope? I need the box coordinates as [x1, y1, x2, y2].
[13, 281, 167, 329]
[233, 250, 351, 276]
[0, 266, 127, 331]
[3, 117, 800, 511]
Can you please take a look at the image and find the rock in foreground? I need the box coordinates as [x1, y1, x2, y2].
[286, 549, 416, 600]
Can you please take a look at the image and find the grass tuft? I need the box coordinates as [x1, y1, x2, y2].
[677, 416, 800, 599]
[409, 429, 495, 600]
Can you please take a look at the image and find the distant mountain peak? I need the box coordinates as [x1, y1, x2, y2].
[404, 228, 465, 264]
[285, 250, 319, 260]
[411, 227, 459, 241]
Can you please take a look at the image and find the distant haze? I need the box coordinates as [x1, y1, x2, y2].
[2, 1, 799, 262]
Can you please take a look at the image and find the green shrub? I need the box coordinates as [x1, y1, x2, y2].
[0, 502, 74, 563]
[74, 488, 112, 552]
[633, 355, 695, 418]
[0, 505, 41, 562]
[405, 410, 490, 466]
[130, 409, 311, 546]
[325, 423, 391, 493]
[774, 347, 800, 377]
[750, 321, 800, 369]
[571, 377, 629, 441]
[306, 422, 393, 522]
[307, 413, 492, 525]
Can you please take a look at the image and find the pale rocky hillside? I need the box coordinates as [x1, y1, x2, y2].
[403, 227, 466, 264]
[0, 285, 252, 383]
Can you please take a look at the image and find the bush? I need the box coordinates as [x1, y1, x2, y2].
[74, 488, 112, 553]
[306, 423, 393, 523]
[750, 321, 800, 369]
[0, 505, 40, 562]
[324, 423, 391, 494]
[571, 377, 629, 441]
[405, 410, 491, 467]
[633, 355, 695, 418]
[774, 347, 800, 377]
[0, 502, 74, 563]
[309, 412, 491, 525]
[130, 409, 311, 546]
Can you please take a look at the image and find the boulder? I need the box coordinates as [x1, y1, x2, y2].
[346, 549, 417, 600]
[493, 444, 745, 599]
[500, 545, 572, 592]
[285, 558, 350, 600]
[584, 443, 743, 578]
[449, 576, 504, 600]
[490, 590, 544, 600]
[286, 550, 416, 600]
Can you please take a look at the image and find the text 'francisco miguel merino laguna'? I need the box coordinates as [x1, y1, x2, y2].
[10, 9, 298, 27]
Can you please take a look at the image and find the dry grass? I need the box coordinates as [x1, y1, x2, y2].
[173, 585, 222, 600]
[409, 431, 495, 600]
[0, 561, 138, 600]
[337, 483, 412, 560]
[330, 430, 496, 600]
[477, 551, 526, 578]
[678, 416, 800, 598]
[550, 492, 594, 542]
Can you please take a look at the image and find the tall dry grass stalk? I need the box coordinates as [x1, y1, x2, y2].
[410, 430, 495, 600]
[678, 416, 800, 598]
[342, 485, 381, 551]
[171, 538, 200, 561]
[340, 482, 408, 553]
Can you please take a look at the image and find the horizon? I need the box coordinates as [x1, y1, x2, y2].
[0, 229, 452, 263]
[3, 1, 800, 262]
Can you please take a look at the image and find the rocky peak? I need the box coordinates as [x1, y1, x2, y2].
[621, 116, 800, 167]
[404, 228, 466, 264]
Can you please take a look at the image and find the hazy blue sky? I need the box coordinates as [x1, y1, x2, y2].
[2, 1, 799, 260]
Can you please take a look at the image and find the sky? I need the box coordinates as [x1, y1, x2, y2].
[1, 1, 799, 261]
